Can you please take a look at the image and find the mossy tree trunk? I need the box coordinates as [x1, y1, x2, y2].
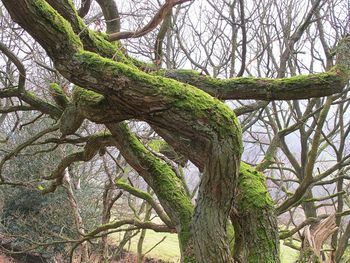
[2, 1, 350, 263]
[231, 163, 280, 263]
[190, 145, 240, 262]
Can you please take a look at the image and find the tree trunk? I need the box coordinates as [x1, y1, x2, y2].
[190, 146, 240, 262]
[299, 214, 337, 263]
[231, 163, 280, 263]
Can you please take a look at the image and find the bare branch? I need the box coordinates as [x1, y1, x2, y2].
[0, 42, 26, 92]
[108, 0, 192, 41]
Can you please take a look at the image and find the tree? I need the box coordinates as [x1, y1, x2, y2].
[0, 0, 349, 262]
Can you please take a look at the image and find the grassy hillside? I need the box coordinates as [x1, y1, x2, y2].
[112, 230, 299, 262]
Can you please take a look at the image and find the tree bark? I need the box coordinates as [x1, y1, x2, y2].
[299, 214, 338, 263]
[190, 145, 239, 262]
[231, 163, 280, 263]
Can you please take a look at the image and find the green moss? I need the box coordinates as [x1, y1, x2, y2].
[119, 123, 193, 248]
[49, 83, 69, 109]
[32, 0, 82, 49]
[85, 30, 136, 66]
[165, 80, 242, 144]
[25, 91, 39, 100]
[277, 70, 340, 87]
[227, 222, 235, 253]
[219, 70, 340, 91]
[238, 162, 274, 210]
[74, 50, 243, 153]
[148, 139, 167, 152]
[116, 179, 154, 202]
[154, 75, 243, 152]
[234, 163, 278, 263]
[72, 86, 104, 105]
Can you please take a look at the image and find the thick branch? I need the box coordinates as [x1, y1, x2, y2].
[106, 123, 193, 234]
[161, 66, 349, 100]
[2, 0, 245, 169]
[95, 0, 120, 34]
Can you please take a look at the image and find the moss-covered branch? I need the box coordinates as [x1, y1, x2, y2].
[45, 0, 137, 65]
[116, 180, 174, 227]
[161, 65, 349, 100]
[2, 0, 242, 167]
[49, 83, 69, 109]
[106, 123, 194, 253]
[20, 91, 63, 118]
[86, 219, 175, 238]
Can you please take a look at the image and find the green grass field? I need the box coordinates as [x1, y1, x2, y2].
[112, 229, 299, 262]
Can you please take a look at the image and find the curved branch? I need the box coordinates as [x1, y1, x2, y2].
[86, 219, 175, 238]
[106, 123, 193, 235]
[0, 42, 26, 92]
[42, 133, 115, 193]
[0, 43, 62, 118]
[108, 0, 191, 41]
